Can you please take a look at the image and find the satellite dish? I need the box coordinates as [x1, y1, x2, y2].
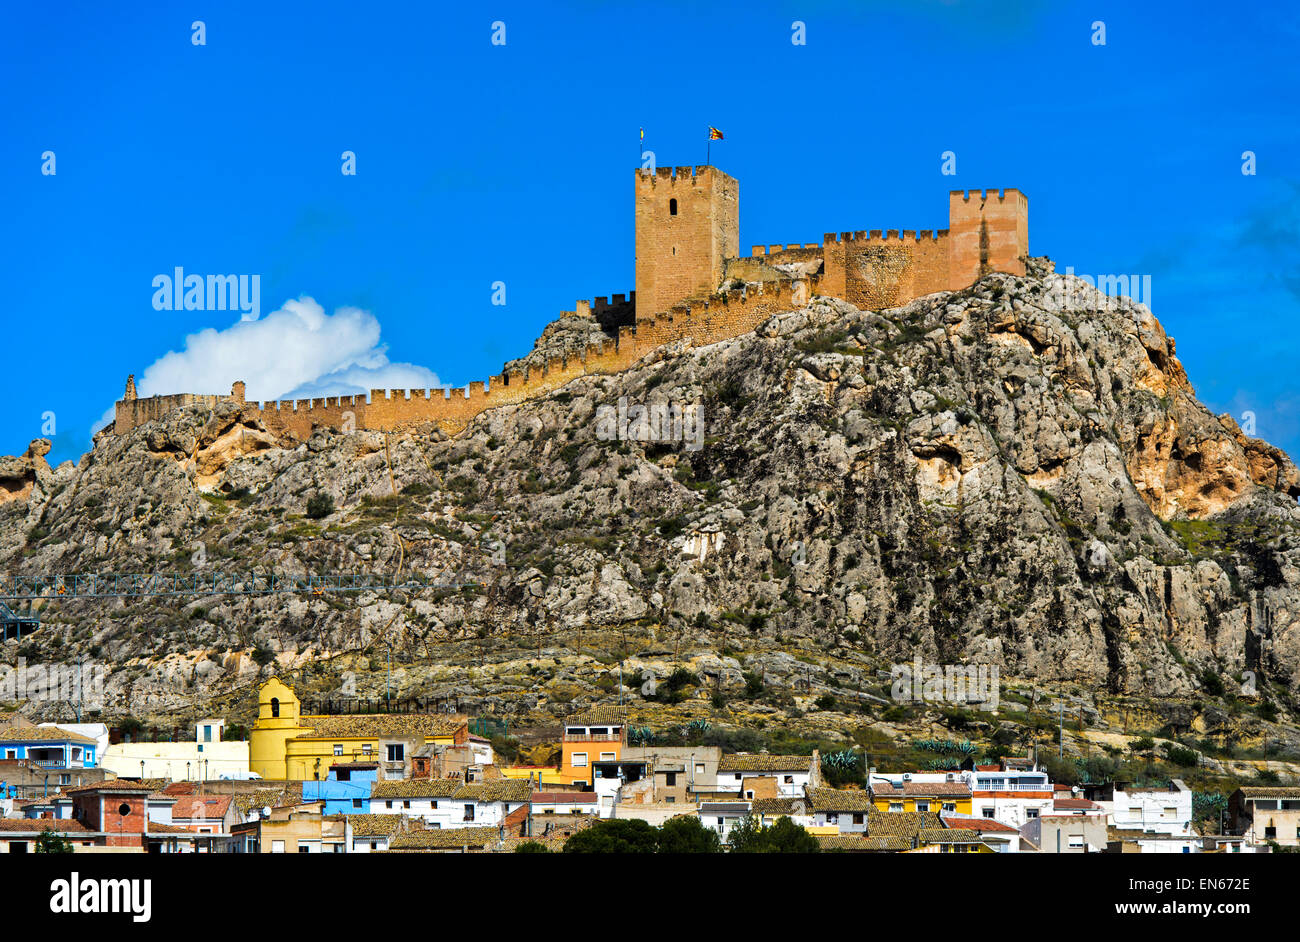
[262, 806, 272, 818]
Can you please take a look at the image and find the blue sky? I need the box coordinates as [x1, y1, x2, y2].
[2, 0, 1298, 467]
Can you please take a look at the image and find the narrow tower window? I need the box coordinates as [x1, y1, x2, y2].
[270, 697, 280, 718]
[669, 198, 678, 216]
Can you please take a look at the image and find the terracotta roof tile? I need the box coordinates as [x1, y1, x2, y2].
[0, 725, 98, 745]
[718, 754, 814, 774]
[389, 826, 500, 851]
[296, 714, 466, 741]
[806, 787, 874, 813]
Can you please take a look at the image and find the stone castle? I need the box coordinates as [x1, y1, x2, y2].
[113, 165, 1028, 439]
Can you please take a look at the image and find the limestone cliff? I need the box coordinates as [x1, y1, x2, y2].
[3, 264, 1300, 727]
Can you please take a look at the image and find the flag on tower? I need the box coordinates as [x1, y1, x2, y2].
[708, 127, 724, 140]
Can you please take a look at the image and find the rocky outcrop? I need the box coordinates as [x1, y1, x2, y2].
[0, 439, 56, 505]
[4, 265, 1300, 720]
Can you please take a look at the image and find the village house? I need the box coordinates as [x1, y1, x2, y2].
[941, 813, 1022, 852]
[301, 761, 380, 814]
[560, 706, 626, 787]
[1105, 828, 1203, 854]
[868, 772, 973, 815]
[806, 787, 875, 834]
[621, 744, 721, 799]
[1020, 797, 1109, 853]
[369, 778, 531, 830]
[714, 753, 819, 799]
[968, 763, 1054, 827]
[699, 800, 751, 841]
[386, 824, 503, 853]
[227, 801, 348, 853]
[1096, 779, 1193, 836]
[749, 796, 813, 828]
[1229, 786, 1300, 847]
[101, 717, 250, 781]
[0, 721, 99, 787]
[163, 789, 240, 836]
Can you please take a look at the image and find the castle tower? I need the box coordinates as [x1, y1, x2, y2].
[948, 188, 1029, 287]
[635, 165, 739, 318]
[124, 374, 137, 401]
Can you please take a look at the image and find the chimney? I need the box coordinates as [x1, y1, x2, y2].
[124, 375, 137, 401]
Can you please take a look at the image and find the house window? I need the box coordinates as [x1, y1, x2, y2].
[889, 803, 903, 812]
[270, 698, 280, 718]
[852, 814, 863, 825]
[572, 753, 588, 768]
[669, 198, 678, 216]
[916, 802, 930, 813]
[1265, 826, 1277, 839]
[337, 770, 351, 781]
[942, 803, 956, 813]
[1026, 809, 1039, 819]
[59, 774, 70, 785]
[745, 791, 754, 800]
[599, 752, 615, 761]
[403, 801, 411, 809]
[5, 750, 14, 760]
[1068, 835, 1085, 848]
[352, 799, 362, 809]
[203, 726, 213, 743]
[362, 744, 373, 756]
[386, 744, 404, 762]
[665, 772, 677, 787]
[666, 797, 676, 803]
[982, 808, 995, 818]
[386, 801, 394, 809]
[784, 776, 794, 784]
[271, 840, 285, 853]
[333, 744, 343, 756]
[734, 773, 743, 781]
[464, 804, 475, 822]
[696, 764, 705, 775]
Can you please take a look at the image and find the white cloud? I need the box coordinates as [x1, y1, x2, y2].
[94, 297, 440, 432]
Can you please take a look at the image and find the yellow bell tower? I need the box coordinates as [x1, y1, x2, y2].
[249, 677, 304, 780]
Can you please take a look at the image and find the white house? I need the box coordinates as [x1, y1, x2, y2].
[369, 779, 530, 829]
[1103, 779, 1193, 836]
[715, 753, 819, 798]
[699, 800, 751, 841]
[969, 765, 1055, 828]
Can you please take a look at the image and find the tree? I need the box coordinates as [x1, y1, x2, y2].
[727, 815, 819, 853]
[306, 492, 335, 520]
[514, 841, 550, 853]
[657, 815, 722, 853]
[35, 828, 73, 854]
[562, 818, 660, 854]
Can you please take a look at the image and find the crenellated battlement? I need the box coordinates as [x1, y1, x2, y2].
[112, 162, 1026, 442]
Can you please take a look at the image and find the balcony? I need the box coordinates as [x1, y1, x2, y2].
[562, 733, 623, 743]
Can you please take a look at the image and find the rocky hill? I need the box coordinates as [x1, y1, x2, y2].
[4, 262, 1300, 762]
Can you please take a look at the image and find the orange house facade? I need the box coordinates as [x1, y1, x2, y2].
[560, 707, 626, 786]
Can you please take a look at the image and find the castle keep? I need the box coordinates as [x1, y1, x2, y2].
[113, 166, 1028, 439]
